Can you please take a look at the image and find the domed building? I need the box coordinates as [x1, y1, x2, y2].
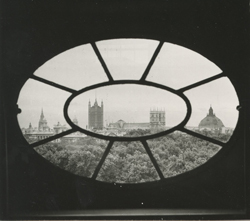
[198, 106, 224, 130]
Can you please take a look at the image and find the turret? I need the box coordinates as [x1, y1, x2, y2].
[208, 106, 214, 116]
[40, 108, 44, 120]
[94, 98, 98, 106]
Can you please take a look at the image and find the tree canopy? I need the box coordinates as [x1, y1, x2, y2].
[34, 130, 230, 183]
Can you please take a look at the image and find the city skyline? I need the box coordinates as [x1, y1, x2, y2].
[17, 78, 239, 129]
[17, 39, 239, 130]
[18, 92, 238, 130]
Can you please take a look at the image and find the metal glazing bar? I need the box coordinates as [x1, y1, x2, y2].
[177, 73, 225, 93]
[140, 41, 164, 81]
[91, 42, 114, 82]
[180, 127, 225, 146]
[141, 140, 164, 180]
[29, 128, 76, 148]
[31, 75, 77, 93]
[92, 140, 114, 179]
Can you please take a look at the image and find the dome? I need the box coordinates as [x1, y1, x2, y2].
[117, 119, 126, 128]
[198, 106, 224, 129]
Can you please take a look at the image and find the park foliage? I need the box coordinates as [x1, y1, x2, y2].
[34, 129, 231, 183]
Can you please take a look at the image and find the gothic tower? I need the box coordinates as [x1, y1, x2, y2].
[150, 109, 165, 128]
[88, 99, 104, 130]
[38, 108, 49, 131]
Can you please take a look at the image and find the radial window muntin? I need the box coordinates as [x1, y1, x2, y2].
[18, 38, 240, 185]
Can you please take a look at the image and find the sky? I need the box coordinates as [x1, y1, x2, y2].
[17, 39, 239, 130]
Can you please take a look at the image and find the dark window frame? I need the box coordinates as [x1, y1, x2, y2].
[26, 39, 237, 185]
[1, 0, 249, 219]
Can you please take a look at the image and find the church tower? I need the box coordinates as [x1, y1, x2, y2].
[38, 108, 49, 131]
[88, 99, 104, 130]
[150, 109, 165, 128]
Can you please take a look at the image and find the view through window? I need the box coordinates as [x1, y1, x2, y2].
[17, 39, 239, 183]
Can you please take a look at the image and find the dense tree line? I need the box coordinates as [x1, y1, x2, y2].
[35, 137, 108, 178]
[97, 141, 159, 183]
[34, 130, 231, 183]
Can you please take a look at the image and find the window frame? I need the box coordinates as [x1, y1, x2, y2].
[1, 0, 249, 219]
[24, 38, 239, 186]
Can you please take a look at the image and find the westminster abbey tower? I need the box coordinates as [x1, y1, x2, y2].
[150, 109, 165, 128]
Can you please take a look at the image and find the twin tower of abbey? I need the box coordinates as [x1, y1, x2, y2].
[88, 99, 165, 131]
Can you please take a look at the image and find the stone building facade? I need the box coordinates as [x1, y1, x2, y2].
[109, 119, 150, 130]
[150, 109, 165, 128]
[108, 110, 166, 131]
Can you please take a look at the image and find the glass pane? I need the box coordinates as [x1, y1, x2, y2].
[147, 133, 222, 178]
[96, 141, 159, 183]
[18, 79, 71, 144]
[184, 77, 239, 143]
[34, 44, 108, 90]
[147, 43, 222, 89]
[96, 39, 159, 80]
[34, 134, 107, 177]
[68, 84, 186, 137]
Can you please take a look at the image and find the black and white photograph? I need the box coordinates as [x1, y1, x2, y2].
[1, 0, 249, 220]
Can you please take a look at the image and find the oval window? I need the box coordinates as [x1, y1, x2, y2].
[17, 39, 239, 184]
[67, 84, 187, 139]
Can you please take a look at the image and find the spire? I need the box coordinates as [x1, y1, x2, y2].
[93, 90, 97, 105]
[40, 108, 44, 119]
[94, 98, 98, 105]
